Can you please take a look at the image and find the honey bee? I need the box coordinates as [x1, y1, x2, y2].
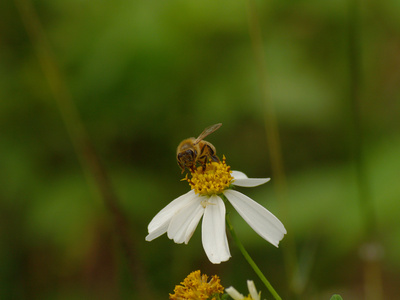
[177, 123, 222, 173]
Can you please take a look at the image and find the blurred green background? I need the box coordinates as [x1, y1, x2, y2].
[1, 0, 400, 299]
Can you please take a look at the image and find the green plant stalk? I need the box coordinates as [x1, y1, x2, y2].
[14, 0, 151, 297]
[346, 1, 382, 300]
[226, 214, 282, 300]
[244, 1, 297, 294]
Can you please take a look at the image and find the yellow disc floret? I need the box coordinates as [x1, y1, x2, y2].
[184, 156, 233, 196]
[169, 270, 224, 300]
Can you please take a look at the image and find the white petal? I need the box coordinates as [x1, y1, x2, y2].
[167, 195, 204, 244]
[224, 190, 286, 247]
[233, 177, 270, 187]
[146, 190, 196, 241]
[232, 170, 270, 187]
[225, 286, 244, 300]
[231, 170, 248, 179]
[145, 223, 169, 242]
[247, 280, 260, 300]
[184, 198, 207, 244]
[201, 195, 231, 264]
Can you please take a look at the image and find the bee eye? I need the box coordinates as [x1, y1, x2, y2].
[185, 149, 196, 158]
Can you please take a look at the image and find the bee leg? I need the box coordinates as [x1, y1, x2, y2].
[177, 161, 185, 173]
[197, 156, 208, 172]
[201, 144, 219, 163]
[209, 155, 220, 163]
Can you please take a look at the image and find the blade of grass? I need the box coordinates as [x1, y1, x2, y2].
[346, 0, 383, 299]
[244, 0, 298, 295]
[14, 0, 152, 297]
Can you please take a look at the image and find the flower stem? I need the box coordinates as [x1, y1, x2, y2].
[226, 215, 282, 300]
[244, 1, 297, 295]
[14, 0, 151, 297]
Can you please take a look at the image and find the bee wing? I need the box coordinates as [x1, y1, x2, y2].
[193, 123, 222, 145]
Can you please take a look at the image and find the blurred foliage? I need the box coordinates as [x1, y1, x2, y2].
[1, 0, 400, 299]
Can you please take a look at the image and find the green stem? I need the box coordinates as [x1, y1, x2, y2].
[226, 215, 282, 300]
[14, 0, 152, 297]
[244, 1, 297, 294]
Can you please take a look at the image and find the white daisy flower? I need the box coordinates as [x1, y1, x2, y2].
[145, 157, 286, 264]
[226, 280, 263, 300]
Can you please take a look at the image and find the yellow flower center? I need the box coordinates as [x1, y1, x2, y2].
[184, 156, 233, 196]
[169, 270, 224, 300]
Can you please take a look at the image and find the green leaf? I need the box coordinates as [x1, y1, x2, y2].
[330, 295, 343, 300]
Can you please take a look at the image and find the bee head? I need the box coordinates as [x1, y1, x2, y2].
[178, 149, 197, 169]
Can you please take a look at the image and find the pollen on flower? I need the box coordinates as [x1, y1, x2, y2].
[184, 156, 233, 196]
[169, 270, 224, 300]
